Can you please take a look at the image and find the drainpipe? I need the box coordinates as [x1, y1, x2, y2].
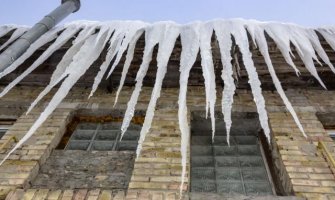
[0, 0, 81, 72]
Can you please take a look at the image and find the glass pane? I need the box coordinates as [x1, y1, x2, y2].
[192, 146, 213, 156]
[244, 181, 272, 195]
[72, 130, 95, 140]
[192, 156, 214, 167]
[191, 180, 216, 193]
[117, 141, 138, 151]
[122, 130, 140, 141]
[96, 130, 118, 141]
[214, 146, 237, 156]
[66, 141, 90, 150]
[191, 136, 212, 146]
[191, 167, 215, 180]
[101, 122, 121, 130]
[76, 123, 97, 130]
[238, 145, 261, 156]
[234, 136, 257, 145]
[242, 168, 269, 181]
[213, 136, 232, 146]
[215, 156, 239, 167]
[239, 156, 264, 167]
[91, 141, 114, 151]
[216, 167, 241, 181]
[217, 181, 244, 194]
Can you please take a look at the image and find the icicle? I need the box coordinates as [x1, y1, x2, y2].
[265, 23, 327, 89]
[136, 23, 180, 155]
[27, 27, 112, 114]
[178, 22, 201, 196]
[0, 27, 62, 79]
[90, 21, 147, 98]
[245, 21, 307, 138]
[212, 20, 236, 145]
[49, 25, 97, 84]
[199, 23, 216, 141]
[229, 20, 271, 141]
[263, 24, 300, 75]
[0, 30, 111, 165]
[0, 26, 81, 98]
[318, 28, 335, 51]
[0, 26, 29, 51]
[0, 25, 17, 39]
[120, 22, 167, 139]
[106, 22, 148, 79]
[304, 29, 335, 73]
[114, 29, 144, 106]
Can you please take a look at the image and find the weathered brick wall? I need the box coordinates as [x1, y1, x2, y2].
[0, 86, 335, 199]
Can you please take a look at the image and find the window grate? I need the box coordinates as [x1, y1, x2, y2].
[190, 117, 274, 196]
[64, 121, 141, 151]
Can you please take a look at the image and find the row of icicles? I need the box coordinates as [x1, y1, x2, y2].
[0, 19, 335, 195]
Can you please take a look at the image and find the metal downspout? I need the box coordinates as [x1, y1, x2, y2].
[0, 0, 81, 72]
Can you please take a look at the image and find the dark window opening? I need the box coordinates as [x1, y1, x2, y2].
[190, 112, 276, 196]
[316, 112, 335, 141]
[0, 119, 16, 139]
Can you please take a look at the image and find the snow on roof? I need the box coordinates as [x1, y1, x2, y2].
[0, 19, 335, 194]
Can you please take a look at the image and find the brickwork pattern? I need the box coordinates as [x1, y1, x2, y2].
[0, 87, 335, 199]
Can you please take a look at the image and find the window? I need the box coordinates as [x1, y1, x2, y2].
[30, 113, 143, 190]
[316, 113, 335, 141]
[0, 119, 15, 139]
[190, 113, 275, 196]
[325, 129, 335, 141]
[64, 122, 140, 151]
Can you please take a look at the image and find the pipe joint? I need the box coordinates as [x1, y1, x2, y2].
[62, 0, 81, 13]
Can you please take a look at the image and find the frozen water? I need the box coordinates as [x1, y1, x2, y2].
[1, 20, 334, 194]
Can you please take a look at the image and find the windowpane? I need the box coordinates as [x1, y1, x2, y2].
[64, 121, 140, 152]
[190, 114, 274, 196]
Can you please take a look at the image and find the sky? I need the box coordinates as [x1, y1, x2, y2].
[1, 0, 335, 27]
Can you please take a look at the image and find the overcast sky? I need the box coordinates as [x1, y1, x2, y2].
[1, 0, 335, 27]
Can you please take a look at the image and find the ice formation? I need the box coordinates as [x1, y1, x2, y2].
[0, 19, 334, 194]
[0, 26, 29, 51]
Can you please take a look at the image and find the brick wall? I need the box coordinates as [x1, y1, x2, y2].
[0, 86, 335, 199]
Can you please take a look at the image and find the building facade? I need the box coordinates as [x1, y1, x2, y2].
[0, 21, 335, 200]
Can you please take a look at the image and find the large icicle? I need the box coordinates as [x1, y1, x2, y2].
[120, 22, 167, 139]
[27, 26, 111, 114]
[30, 25, 98, 113]
[114, 29, 144, 106]
[0, 26, 29, 51]
[90, 21, 147, 98]
[0, 26, 81, 98]
[318, 28, 335, 51]
[213, 20, 236, 145]
[0, 30, 111, 165]
[199, 23, 217, 141]
[0, 27, 62, 79]
[136, 23, 180, 155]
[49, 25, 97, 84]
[245, 21, 307, 137]
[265, 23, 326, 89]
[230, 20, 271, 141]
[0, 25, 17, 39]
[304, 28, 335, 73]
[106, 22, 148, 79]
[178, 22, 201, 195]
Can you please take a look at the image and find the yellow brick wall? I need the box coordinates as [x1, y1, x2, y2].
[0, 86, 335, 199]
